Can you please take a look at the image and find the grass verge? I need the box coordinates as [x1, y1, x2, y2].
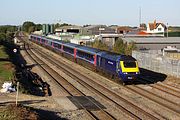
[0, 104, 38, 120]
[0, 45, 15, 86]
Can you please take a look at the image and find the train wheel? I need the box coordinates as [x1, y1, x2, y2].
[111, 74, 115, 79]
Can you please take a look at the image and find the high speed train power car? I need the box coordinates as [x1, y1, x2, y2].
[29, 34, 140, 84]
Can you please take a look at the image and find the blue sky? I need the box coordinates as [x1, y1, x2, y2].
[0, 0, 180, 26]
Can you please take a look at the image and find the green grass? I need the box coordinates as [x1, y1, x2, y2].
[0, 62, 14, 84]
[0, 104, 38, 120]
[0, 45, 14, 85]
[0, 46, 9, 58]
[164, 32, 180, 37]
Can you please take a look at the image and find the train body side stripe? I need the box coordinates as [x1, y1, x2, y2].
[94, 54, 97, 66]
[74, 48, 77, 59]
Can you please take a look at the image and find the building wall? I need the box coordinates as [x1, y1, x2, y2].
[123, 37, 180, 50]
[136, 43, 180, 50]
[132, 50, 180, 78]
[81, 26, 115, 35]
[102, 37, 115, 48]
[147, 24, 165, 33]
[80, 29, 93, 35]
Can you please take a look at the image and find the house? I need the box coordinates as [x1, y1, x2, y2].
[116, 26, 133, 34]
[146, 20, 166, 34]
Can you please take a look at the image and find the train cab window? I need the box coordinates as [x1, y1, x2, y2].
[123, 61, 136, 68]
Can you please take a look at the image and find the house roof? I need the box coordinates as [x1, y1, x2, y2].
[149, 22, 166, 30]
[56, 25, 82, 30]
[84, 25, 107, 29]
[117, 26, 132, 31]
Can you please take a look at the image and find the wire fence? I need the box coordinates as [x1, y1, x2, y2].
[132, 50, 180, 78]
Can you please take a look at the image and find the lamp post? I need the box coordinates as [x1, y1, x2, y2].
[167, 23, 168, 38]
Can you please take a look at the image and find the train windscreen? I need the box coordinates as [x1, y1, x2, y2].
[123, 61, 136, 68]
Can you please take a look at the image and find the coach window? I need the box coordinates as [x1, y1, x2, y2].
[78, 51, 93, 61]
[42, 39, 45, 43]
[63, 46, 74, 54]
[58, 44, 61, 49]
[37, 38, 40, 41]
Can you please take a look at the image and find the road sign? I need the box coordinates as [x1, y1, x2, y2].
[13, 49, 17, 53]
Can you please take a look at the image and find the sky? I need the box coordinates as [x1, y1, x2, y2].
[0, 0, 180, 26]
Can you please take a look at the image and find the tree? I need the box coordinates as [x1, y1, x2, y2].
[92, 40, 109, 51]
[6, 32, 15, 42]
[0, 33, 6, 42]
[35, 24, 42, 31]
[140, 23, 147, 29]
[0, 25, 17, 33]
[125, 42, 136, 55]
[113, 38, 126, 54]
[112, 38, 137, 55]
[28, 26, 35, 33]
[54, 23, 72, 29]
[0, 25, 17, 43]
[22, 21, 35, 33]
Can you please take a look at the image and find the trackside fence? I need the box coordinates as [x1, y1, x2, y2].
[132, 50, 180, 78]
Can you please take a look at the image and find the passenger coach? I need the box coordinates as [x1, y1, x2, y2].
[29, 34, 140, 84]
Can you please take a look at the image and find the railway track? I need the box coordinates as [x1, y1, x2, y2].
[18, 33, 180, 119]
[24, 43, 115, 120]
[126, 85, 180, 114]
[128, 77, 180, 116]
[164, 82, 180, 90]
[29, 42, 162, 120]
[137, 77, 180, 98]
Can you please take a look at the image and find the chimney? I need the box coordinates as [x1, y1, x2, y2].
[154, 20, 156, 29]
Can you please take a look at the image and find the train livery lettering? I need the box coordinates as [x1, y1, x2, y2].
[108, 61, 113, 65]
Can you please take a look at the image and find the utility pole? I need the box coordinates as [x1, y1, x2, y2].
[16, 82, 19, 106]
[167, 23, 169, 38]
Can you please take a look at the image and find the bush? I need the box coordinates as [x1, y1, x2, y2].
[92, 40, 109, 51]
[112, 38, 136, 55]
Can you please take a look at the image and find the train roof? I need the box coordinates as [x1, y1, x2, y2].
[97, 51, 122, 61]
[52, 39, 67, 44]
[30, 34, 136, 61]
[120, 55, 136, 61]
[63, 42, 80, 48]
[76, 45, 101, 54]
[98, 52, 136, 61]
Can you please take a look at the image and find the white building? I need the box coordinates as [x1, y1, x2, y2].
[70, 36, 94, 45]
[146, 20, 166, 34]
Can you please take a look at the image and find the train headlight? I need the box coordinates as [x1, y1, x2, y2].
[136, 72, 140, 74]
[123, 72, 128, 74]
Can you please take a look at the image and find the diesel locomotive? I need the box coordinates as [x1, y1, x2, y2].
[29, 34, 140, 84]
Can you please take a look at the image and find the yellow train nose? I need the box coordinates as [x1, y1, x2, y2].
[120, 61, 139, 73]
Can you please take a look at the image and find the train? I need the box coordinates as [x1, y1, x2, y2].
[29, 34, 140, 84]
